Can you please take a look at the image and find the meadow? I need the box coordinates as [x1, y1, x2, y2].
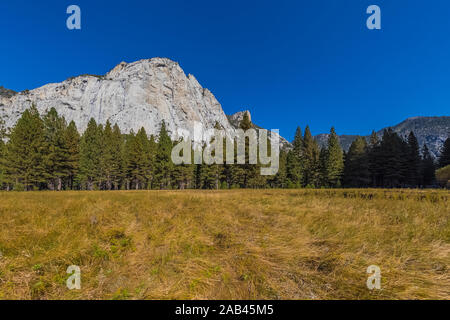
[0, 189, 448, 300]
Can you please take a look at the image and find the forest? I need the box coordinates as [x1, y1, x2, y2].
[0, 105, 449, 191]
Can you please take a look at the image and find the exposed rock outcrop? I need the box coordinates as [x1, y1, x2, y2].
[0, 58, 234, 139]
[227, 110, 292, 149]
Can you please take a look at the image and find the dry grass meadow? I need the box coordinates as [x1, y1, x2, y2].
[0, 189, 448, 300]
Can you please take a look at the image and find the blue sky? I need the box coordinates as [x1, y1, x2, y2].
[1, 0, 449, 140]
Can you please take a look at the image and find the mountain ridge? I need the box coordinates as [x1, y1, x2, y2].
[0, 58, 235, 141]
[315, 116, 450, 158]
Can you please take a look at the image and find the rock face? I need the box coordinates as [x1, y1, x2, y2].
[315, 116, 450, 158]
[227, 110, 292, 150]
[0, 86, 16, 99]
[0, 58, 234, 139]
[227, 110, 252, 128]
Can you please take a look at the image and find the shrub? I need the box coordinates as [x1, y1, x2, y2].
[436, 165, 450, 188]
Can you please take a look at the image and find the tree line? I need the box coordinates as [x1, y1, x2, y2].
[0, 106, 448, 191]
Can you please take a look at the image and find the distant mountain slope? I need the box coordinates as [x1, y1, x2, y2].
[315, 117, 450, 158]
[315, 134, 359, 153]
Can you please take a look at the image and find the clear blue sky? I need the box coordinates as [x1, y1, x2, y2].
[1, 0, 449, 140]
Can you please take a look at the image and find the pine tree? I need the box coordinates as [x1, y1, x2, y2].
[421, 144, 435, 187]
[122, 128, 152, 190]
[78, 118, 102, 190]
[324, 127, 344, 187]
[172, 142, 195, 189]
[122, 131, 135, 190]
[222, 139, 233, 189]
[286, 127, 303, 187]
[368, 131, 382, 187]
[318, 146, 328, 187]
[99, 122, 125, 190]
[343, 136, 370, 187]
[198, 122, 224, 189]
[241, 111, 255, 188]
[302, 126, 321, 187]
[154, 121, 173, 189]
[135, 127, 152, 189]
[42, 108, 70, 190]
[406, 131, 421, 187]
[147, 134, 157, 189]
[96, 124, 106, 189]
[438, 137, 450, 169]
[378, 129, 407, 187]
[272, 149, 288, 188]
[230, 140, 246, 188]
[4, 105, 46, 190]
[0, 118, 6, 189]
[64, 121, 80, 190]
[230, 112, 257, 188]
[100, 121, 117, 190]
[110, 124, 125, 190]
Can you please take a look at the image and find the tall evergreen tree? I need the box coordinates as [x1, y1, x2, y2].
[135, 127, 152, 189]
[286, 127, 303, 187]
[421, 144, 436, 187]
[272, 149, 288, 188]
[302, 126, 321, 187]
[42, 108, 70, 190]
[96, 124, 106, 188]
[172, 142, 195, 189]
[198, 122, 224, 189]
[154, 121, 173, 189]
[368, 131, 382, 187]
[324, 127, 344, 187]
[231, 112, 258, 188]
[0, 118, 6, 189]
[122, 128, 153, 189]
[318, 146, 328, 187]
[100, 121, 117, 190]
[222, 138, 233, 189]
[378, 129, 407, 187]
[64, 121, 80, 190]
[240, 111, 254, 187]
[123, 128, 143, 189]
[122, 131, 135, 190]
[147, 134, 158, 189]
[343, 136, 370, 187]
[406, 131, 421, 187]
[78, 118, 102, 190]
[438, 137, 450, 169]
[4, 105, 46, 190]
[110, 124, 125, 189]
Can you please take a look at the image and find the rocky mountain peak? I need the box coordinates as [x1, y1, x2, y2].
[0, 58, 235, 140]
[227, 110, 252, 128]
[105, 61, 128, 79]
[105, 58, 182, 81]
[226, 110, 291, 150]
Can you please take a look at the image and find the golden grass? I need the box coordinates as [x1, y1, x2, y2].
[0, 189, 448, 300]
